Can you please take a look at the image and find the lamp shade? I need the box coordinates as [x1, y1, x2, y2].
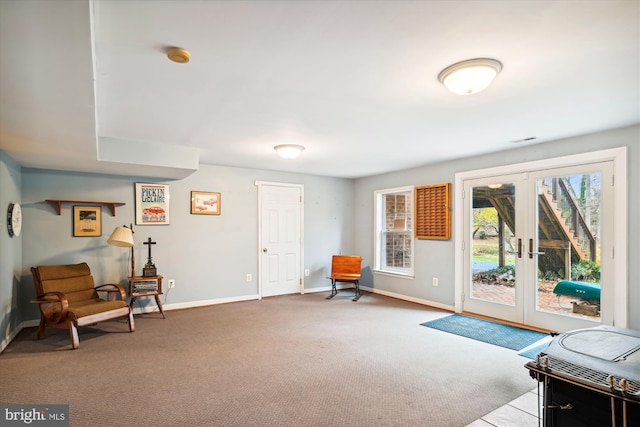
[438, 58, 502, 95]
[274, 144, 305, 159]
[107, 226, 134, 247]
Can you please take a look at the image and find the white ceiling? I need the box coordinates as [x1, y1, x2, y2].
[1, 0, 638, 179]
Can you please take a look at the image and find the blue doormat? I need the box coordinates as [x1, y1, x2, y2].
[518, 340, 551, 359]
[420, 314, 548, 351]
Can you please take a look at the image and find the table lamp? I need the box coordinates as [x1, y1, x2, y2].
[107, 224, 135, 278]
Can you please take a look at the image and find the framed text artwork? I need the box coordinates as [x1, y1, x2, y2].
[191, 191, 220, 215]
[135, 183, 170, 225]
[73, 206, 102, 237]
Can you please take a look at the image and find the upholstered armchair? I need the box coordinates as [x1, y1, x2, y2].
[30, 262, 135, 349]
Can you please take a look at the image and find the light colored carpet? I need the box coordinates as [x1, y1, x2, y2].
[0, 293, 538, 426]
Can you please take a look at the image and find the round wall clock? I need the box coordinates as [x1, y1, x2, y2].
[7, 202, 22, 237]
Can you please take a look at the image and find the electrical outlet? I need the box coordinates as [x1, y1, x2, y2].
[432, 277, 439, 286]
[168, 279, 176, 288]
[304, 269, 310, 277]
[246, 274, 252, 282]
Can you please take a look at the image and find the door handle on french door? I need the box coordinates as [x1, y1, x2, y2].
[517, 238, 522, 258]
[528, 238, 545, 259]
[506, 238, 522, 258]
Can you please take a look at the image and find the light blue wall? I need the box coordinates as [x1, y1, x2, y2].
[0, 152, 22, 348]
[18, 164, 354, 322]
[2, 124, 638, 350]
[354, 124, 640, 329]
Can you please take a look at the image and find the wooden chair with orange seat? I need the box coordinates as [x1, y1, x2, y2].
[326, 255, 363, 301]
[30, 262, 135, 349]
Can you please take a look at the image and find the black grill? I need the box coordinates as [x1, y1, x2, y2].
[537, 354, 640, 397]
[526, 325, 640, 426]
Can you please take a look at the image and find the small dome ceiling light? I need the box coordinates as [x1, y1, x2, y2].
[274, 144, 305, 159]
[167, 48, 191, 64]
[438, 58, 502, 95]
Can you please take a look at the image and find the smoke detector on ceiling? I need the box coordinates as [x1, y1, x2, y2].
[167, 48, 191, 64]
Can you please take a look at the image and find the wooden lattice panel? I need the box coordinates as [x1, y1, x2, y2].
[415, 183, 451, 240]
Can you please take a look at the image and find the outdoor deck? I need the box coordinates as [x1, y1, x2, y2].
[472, 281, 601, 321]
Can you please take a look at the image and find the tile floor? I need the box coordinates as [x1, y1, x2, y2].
[466, 387, 542, 427]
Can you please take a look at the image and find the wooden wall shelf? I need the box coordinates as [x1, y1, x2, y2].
[45, 200, 126, 216]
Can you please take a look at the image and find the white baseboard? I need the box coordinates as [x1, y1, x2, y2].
[1, 319, 39, 353]
[136, 294, 261, 314]
[301, 284, 352, 294]
[22, 319, 40, 328]
[0, 325, 21, 353]
[2, 289, 452, 352]
[360, 285, 455, 312]
[303, 283, 454, 312]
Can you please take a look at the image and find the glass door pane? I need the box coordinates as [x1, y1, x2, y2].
[526, 161, 613, 332]
[470, 183, 517, 306]
[534, 172, 602, 322]
[463, 175, 524, 324]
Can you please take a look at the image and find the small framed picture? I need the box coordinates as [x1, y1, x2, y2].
[135, 183, 170, 225]
[73, 206, 102, 237]
[191, 191, 220, 215]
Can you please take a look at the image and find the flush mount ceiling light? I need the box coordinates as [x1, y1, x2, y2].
[438, 58, 502, 95]
[274, 144, 305, 159]
[167, 48, 191, 64]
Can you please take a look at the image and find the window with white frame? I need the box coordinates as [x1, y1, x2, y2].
[374, 186, 414, 276]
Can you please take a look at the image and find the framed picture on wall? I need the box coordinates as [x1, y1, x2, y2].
[191, 191, 220, 215]
[73, 206, 102, 237]
[135, 183, 170, 225]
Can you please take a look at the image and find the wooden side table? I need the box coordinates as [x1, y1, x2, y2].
[129, 275, 165, 318]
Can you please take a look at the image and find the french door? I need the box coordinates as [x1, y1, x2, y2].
[462, 162, 614, 332]
[463, 174, 524, 324]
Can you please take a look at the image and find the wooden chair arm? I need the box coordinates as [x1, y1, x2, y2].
[30, 291, 69, 324]
[95, 284, 127, 300]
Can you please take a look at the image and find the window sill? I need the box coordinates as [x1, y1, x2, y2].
[373, 269, 414, 280]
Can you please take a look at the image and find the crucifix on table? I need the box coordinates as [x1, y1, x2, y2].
[143, 237, 158, 277]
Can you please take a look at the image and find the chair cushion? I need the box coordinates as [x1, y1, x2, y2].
[41, 276, 97, 303]
[69, 299, 129, 319]
[37, 263, 97, 303]
[36, 262, 92, 281]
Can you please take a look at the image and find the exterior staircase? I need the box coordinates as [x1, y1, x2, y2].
[473, 177, 596, 277]
[539, 178, 596, 262]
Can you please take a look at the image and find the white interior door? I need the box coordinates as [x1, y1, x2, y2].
[259, 182, 303, 297]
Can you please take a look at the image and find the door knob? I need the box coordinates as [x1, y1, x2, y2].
[263, 248, 268, 253]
